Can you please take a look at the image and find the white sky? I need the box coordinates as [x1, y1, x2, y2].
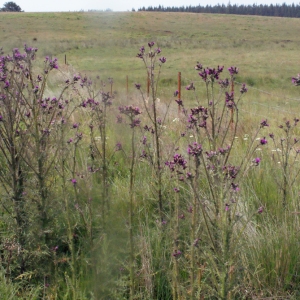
[2, 0, 299, 12]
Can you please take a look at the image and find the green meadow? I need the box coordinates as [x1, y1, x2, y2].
[1, 11, 300, 299]
[1, 11, 299, 90]
[1, 11, 299, 123]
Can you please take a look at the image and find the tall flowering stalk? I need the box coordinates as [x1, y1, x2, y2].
[166, 153, 188, 299]
[136, 42, 167, 221]
[119, 105, 142, 300]
[77, 77, 114, 229]
[177, 64, 267, 298]
[269, 118, 300, 207]
[0, 46, 78, 278]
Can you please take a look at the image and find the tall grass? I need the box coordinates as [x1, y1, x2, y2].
[0, 40, 300, 299]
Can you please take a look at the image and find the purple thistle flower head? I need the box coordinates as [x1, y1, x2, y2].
[187, 142, 202, 157]
[269, 133, 274, 139]
[240, 83, 248, 94]
[292, 74, 300, 86]
[257, 206, 264, 214]
[186, 82, 195, 91]
[260, 137, 267, 145]
[194, 62, 203, 71]
[159, 57, 166, 64]
[178, 213, 185, 219]
[174, 187, 180, 193]
[172, 250, 182, 258]
[140, 150, 148, 159]
[175, 99, 183, 106]
[186, 172, 193, 179]
[115, 142, 122, 151]
[130, 118, 141, 128]
[73, 74, 81, 82]
[4, 81, 10, 89]
[72, 123, 79, 129]
[71, 178, 77, 185]
[228, 66, 239, 76]
[253, 157, 261, 166]
[223, 165, 239, 179]
[225, 91, 234, 102]
[155, 47, 161, 54]
[135, 83, 141, 90]
[231, 182, 240, 192]
[174, 90, 179, 97]
[49, 58, 58, 70]
[148, 41, 155, 48]
[225, 203, 230, 211]
[139, 46, 145, 53]
[260, 119, 269, 128]
[219, 78, 230, 88]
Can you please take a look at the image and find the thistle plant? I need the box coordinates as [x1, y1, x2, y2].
[77, 77, 114, 229]
[136, 42, 168, 221]
[0, 46, 80, 280]
[173, 64, 268, 298]
[268, 119, 300, 208]
[119, 105, 142, 300]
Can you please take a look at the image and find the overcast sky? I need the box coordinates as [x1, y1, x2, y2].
[4, 0, 299, 12]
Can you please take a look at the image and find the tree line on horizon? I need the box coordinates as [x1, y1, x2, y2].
[137, 3, 300, 18]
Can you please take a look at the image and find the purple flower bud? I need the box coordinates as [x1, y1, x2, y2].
[225, 203, 230, 211]
[292, 74, 300, 86]
[159, 57, 166, 64]
[260, 137, 267, 145]
[195, 62, 203, 71]
[135, 83, 141, 90]
[115, 142, 122, 151]
[219, 78, 230, 88]
[260, 119, 269, 128]
[148, 41, 155, 48]
[172, 250, 182, 258]
[257, 206, 264, 214]
[240, 83, 248, 94]
[71, 178, 77, 185]
[228, 66, 239, 76]
[186, 82, 195, 91]
[253, 157, 261, 166]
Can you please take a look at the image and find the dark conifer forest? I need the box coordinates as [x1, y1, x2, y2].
[138, 3, 300, 18]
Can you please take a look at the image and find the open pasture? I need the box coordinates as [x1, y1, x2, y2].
[1, 11, 299, 124]
[1, 11, 300, 299]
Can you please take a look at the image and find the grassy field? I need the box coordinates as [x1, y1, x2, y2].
[1, 11, 299, 126]
[1, 11, 300, 92]
[1, 11, 300, 299]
